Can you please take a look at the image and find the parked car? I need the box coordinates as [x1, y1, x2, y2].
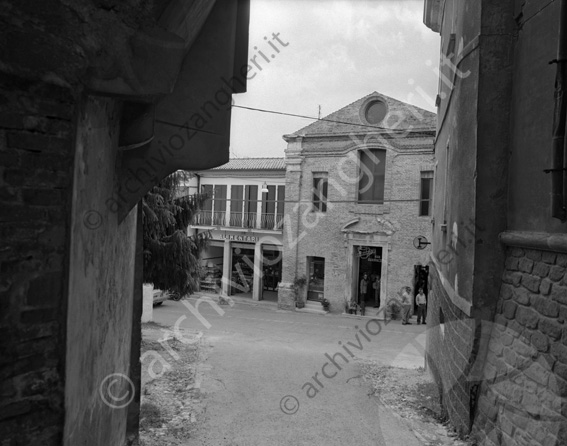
[152, 289, 170, 306]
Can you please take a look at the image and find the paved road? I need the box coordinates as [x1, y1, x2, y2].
[153, 297, 427, 445]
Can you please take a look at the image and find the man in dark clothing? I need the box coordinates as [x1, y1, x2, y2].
[359, 273, 369, 316]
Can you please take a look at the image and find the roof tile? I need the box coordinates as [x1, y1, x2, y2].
[209, 157, 285, 171]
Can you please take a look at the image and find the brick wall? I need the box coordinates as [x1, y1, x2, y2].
[426, 264, 476, 435]
[472, 247, 567, 446]
[280, 133, 433, 313]
[0, 73, 75, 444]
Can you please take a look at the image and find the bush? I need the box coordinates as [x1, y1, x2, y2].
[386, 299, 401, 320]
[139, 402, 163, 429]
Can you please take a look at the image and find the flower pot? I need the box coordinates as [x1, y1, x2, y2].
[296, 301, 305, 308]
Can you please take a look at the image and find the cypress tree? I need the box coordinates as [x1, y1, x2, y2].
[142, 171, 208, 297]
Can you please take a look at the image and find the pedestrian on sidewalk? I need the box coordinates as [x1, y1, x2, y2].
[416, 288, 427, 324]
[373, 276, 381, 308]
[400, 286, 413, 325]
[359, 273, 369, 316]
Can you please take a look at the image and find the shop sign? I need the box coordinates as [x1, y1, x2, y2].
[358, 246, 382, 262]
[219, 234, 259, 242]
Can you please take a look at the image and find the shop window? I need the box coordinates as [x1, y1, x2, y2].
[358, 149, 386, 204]
[419, 171, 434, 216]
[307, 256, 325, 301]
[312, 172, 328, 212]
[231, 247, 254, 294]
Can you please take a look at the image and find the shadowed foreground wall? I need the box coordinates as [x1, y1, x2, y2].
[64, 96, 138, 445]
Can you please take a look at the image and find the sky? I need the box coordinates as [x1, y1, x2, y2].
[228, 0, 441, 158]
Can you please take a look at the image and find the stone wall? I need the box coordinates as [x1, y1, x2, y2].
[0, 74, 75, 444]
[472, 247, 567, 446]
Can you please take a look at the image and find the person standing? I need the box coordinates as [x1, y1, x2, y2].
[373, 276, 381, 308]
[400, 286, 413, 325]
[416, 288, 427, 324]
[359, 273, 369, 316]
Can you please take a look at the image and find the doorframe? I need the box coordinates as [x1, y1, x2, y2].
[356, 246, 384, 304]
[345, 236, 389, 308]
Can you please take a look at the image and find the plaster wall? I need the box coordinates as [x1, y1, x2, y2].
[472, 0, 515, 318]
[430, 0, 480, 311]
[142, 284, 153, 323]
[64, 96, 137, 446]
[507, 0, 567, 234]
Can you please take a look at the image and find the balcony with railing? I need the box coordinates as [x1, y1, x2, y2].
[193, 210, 284, 231]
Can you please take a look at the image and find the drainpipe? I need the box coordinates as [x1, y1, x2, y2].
[550, 0, 567, 222]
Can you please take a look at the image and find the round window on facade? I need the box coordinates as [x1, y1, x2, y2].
[364, 100, 388, 125]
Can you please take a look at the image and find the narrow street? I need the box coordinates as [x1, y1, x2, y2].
[151, 297, 428, 445]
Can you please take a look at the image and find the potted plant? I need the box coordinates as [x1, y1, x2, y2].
[293, 276, 307, 308]
[321, 298, 330, 311]
[386, 299, 402, 320]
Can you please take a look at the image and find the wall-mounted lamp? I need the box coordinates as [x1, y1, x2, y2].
[261, 182, 269, 193]
[119, 101, 155, 149]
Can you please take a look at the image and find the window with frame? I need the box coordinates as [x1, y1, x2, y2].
[419, 171, 434, 216]
[312, 172, 328, 212]
[357, 149, 386, 204]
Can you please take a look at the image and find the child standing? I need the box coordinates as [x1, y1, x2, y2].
[416, 288, 427, 324]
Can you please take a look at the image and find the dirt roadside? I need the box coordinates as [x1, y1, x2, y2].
[137, 322, 473, 446]
[360, 361, 474, 446]
[138, 322, 205, 446]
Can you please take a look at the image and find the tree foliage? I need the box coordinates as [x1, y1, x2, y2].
[142, 171, 209, 296]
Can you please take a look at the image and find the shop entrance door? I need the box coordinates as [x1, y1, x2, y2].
[356, 246, 383, 307]
[413, 265, 429, 312]
[230, 246, 254, 296]
[262, 248, 282, 303]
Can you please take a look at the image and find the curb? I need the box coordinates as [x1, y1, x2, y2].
[187, 293, 280, 310]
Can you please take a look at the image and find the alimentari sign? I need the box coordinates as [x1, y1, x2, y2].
[218, 234, 259, 243]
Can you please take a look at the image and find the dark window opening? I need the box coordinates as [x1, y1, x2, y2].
[420, 171, 434, 216]
[312, 173, 328, 212]
[358, 149, 386, 204]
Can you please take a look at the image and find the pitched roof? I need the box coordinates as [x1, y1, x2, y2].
[209, 157, 285, 171]
[287, 92, 436, 137]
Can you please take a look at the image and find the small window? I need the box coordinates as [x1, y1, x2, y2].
[312, 172, 328, 212]
[420, 171, 434, 216]
[358, 149, 386, 204]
